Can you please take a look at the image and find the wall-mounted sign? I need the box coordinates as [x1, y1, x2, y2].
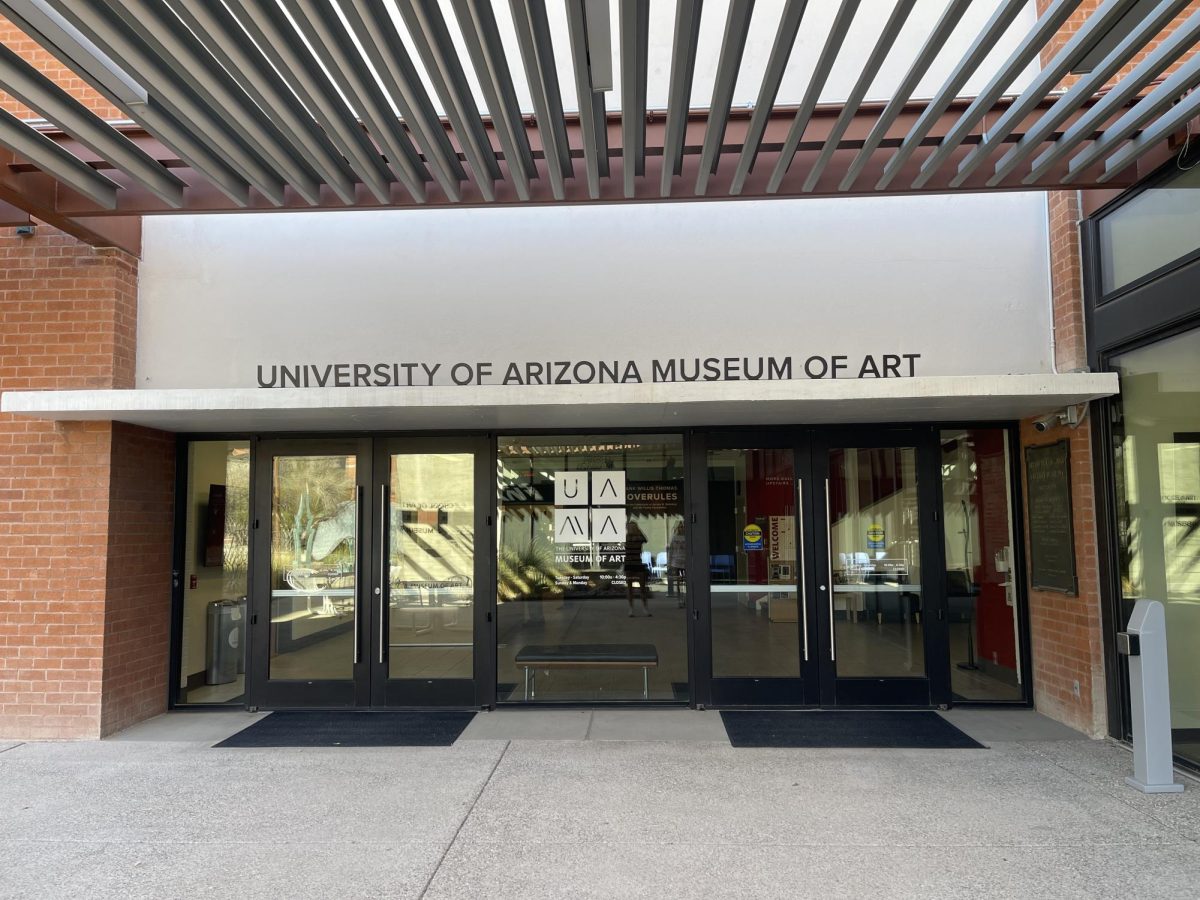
[743, 523, 764, 552]
[1025, 441, 1078, 595]
[769, 517, 795, 562]
[867, 522, 886, 550]
[252, 353, 925, 389]
[552, 470, 628, 544]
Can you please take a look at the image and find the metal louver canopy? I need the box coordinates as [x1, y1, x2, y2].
[0, 0, 1196, 250]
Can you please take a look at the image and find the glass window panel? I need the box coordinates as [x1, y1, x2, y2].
[177, 441, 250, 704]
[496, 434, 687, 702]
[268, 455, 358, 681]
[1111, 326, 1200, 767]
[388, 453, 474, 679]
[829, 447, 924, 677]
[706, 448, 800, 678]
[1098, 164, 1200, 294]
[941, 429, 1022, 701]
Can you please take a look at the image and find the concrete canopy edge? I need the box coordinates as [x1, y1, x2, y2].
[0, 373, 1118, 432]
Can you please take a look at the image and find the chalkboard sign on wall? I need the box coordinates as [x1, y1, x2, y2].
[1025, 441, 1077, 594]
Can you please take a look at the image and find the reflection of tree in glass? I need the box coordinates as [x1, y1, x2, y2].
[274, 457, 354, 568]
[497, 543, 562, 602]
[222, 451, 250, 596]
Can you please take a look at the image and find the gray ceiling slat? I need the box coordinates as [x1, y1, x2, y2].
[990, 0, 1191, 187]
[838, 0, 971, 193]
[224, 0, 394, 204]
[45, 0, 286, 204]
[729, 0, 807, 195]
[1064, 51, 1200, 180]
[0, 42, 184, 206]
[660, 0, 703, 198]
[284, 0, 428, 204]
[341, 0, 465, 201]
[801, 0, 916, 193]
[911, 0, 1084, 190]
[876, 0, 1027, 191]
[950, 0, 1141, 188]
[766, 0, 860, 194]
[695, 0, 754, 197]
[0, 106, 119, 208]
[1097, 86, 1200, 182]
[112, 0, 325, 205]
[449, 0, 535, 200]
[1025, 7, 1200, 184]
[618, 0, 648, 198]
[169, 0, 358, 204]
[565, 0, 607, 199]
[509, 0, 572, 200]
[395, 0, 499, 201]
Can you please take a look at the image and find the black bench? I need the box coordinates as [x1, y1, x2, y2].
[514, 643, 659, 699]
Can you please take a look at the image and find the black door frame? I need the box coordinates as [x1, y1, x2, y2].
[689, 426, 947, 708]
[370, 435, 493, 708]
[249, 437, 372, 709]
[810, 426, 948, 707]
[248, 436, 494, 709]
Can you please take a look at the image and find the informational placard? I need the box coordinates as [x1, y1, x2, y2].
[1025, 441, 1077, 594]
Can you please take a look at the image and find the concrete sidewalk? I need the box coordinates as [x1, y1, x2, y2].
[0, 711, 1196, 899]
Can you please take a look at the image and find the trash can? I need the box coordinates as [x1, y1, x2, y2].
[206, 599, 244, 686]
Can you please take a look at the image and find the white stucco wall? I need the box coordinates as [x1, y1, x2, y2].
[136, 192, 1053, 390]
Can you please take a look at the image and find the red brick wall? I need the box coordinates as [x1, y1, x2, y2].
[0, 227, 173, 740]
[1019, 418, 1107, 736]
[101, 423, 175, 735]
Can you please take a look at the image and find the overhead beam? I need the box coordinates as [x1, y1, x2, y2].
[284, 0, 428, 203]
[950, 0, 1139, 188]
[802, 0, 916, 193]
[696, 0, 755, 197]
[1065, 50, 1200, 180]
[46, 0, 289, 205]
[839, 0, 971, 193]
[169, 0, 358, 204]
[618, 0, 649, 198]
[0, 41, 184, 206]
[912, 0, 1085, 190]
[1098, 87, 1200, 182]
[729, 0, 807, 195]
[565, 0, 608, 199]
[661, 0, 703, 197]
[3, 0, 252, 206]
[395, 0, 499, 201]
[510, 0, 573, 200]
[989, 0, 1191, 187]
[877, 0, 1027, 191]
[0, 107, 119, 207]
[1025, 6, 1200, 183]
[224, 0, 394, 204]
[450, 0, 534, 201]
[767, 0, 860, 194]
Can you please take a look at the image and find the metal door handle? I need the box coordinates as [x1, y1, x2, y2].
[379, 483, 389, 664]
[824, 477, 835, 662]
[353, 484, 362, 664]
[797, 478, 808, 662]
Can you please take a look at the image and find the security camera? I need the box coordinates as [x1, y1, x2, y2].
[1032, 414, 1059, 432]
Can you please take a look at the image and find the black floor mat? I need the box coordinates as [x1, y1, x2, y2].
[719, 710, 985, 749]
[214, 710, 476, 748]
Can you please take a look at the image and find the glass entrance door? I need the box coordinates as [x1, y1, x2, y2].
[693, 435, 818, 705]
[693, 430, 942, 707]
[251, 439, 371, 707]
[249, 438, 489, 709]
[370, 438, 491, 706]
[812, 433, 943, 705]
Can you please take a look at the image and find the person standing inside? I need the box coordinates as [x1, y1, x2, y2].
[624, 520, 652, 617]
